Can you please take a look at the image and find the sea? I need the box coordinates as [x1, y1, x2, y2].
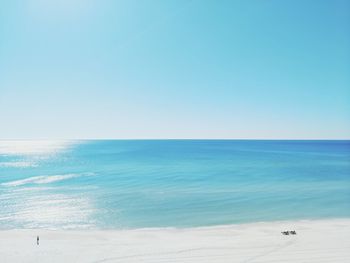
[0, 140, 349, 230]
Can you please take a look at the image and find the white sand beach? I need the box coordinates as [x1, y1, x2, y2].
[1, 219, 349, 263]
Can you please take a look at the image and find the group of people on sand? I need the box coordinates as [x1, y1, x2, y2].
[281, 230, 297, 235]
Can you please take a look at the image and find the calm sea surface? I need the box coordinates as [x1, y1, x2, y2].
[0, 140, 349, 229]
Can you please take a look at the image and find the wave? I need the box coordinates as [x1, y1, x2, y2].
[0, 161, 38, 168]
[1, 173, 93, 187]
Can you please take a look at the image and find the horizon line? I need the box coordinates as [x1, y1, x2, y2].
[0, 138, 349, 141]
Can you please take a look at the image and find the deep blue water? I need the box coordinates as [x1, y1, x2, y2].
[0, 140, 349, 229]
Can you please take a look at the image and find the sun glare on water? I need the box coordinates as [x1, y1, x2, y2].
[0, 140, 77, 156]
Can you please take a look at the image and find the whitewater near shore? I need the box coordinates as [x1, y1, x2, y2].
[1, 219, 349, 263]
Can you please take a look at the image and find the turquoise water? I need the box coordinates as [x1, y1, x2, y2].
[0, 140, 349, 230]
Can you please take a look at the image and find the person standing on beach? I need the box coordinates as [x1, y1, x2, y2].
[37, 236, 39, 245]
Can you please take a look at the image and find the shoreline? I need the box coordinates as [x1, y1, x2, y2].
[2, 217, 349, 231]
[1, 219, 349, 262]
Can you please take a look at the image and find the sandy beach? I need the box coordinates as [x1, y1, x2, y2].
[1, 219, 349, 262]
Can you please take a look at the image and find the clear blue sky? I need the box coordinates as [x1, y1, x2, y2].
[0, 0, 349, 139]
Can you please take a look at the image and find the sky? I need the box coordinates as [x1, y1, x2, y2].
[0, 0, 349, 139]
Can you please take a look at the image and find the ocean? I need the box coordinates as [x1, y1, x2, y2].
[0, 140, 349, 230]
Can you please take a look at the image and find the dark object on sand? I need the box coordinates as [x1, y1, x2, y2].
[37, 236, 39, 245]
[281, 230, 297, 235]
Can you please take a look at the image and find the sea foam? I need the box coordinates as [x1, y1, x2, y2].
[1, 173, 92, 187]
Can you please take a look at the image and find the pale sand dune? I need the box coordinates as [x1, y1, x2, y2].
[1, 219, 349, 263]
